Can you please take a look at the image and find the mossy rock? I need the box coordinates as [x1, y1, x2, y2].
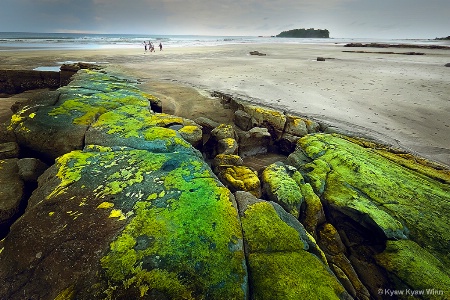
[86, 105, 199, 156]
[375, 240, 450, 298]
[261, 162, 303, 218]
[298, 134, 450, 282]
[297, 134, 450, 266]
[1, 147, 247, 299]
[0, 70, 247, 299]
[217, 165, 261, 197]
[240, 200, 347, 299]
[9, 70, 163, 161]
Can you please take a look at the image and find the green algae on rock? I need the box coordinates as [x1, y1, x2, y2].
[288, 133, 450, 297]
[294, 133, 450, 264]
[0, 69, 248, 299]
[239, 200, 348, 299]
[217, 165, 261, 197]
[86, 105, 198, 156]
[261, 162, 303, 218]
[375, 240, 450, 298]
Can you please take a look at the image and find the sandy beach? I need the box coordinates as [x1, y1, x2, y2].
[1, 43, 449, 167]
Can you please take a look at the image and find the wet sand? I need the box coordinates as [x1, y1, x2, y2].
[0, 43, 449, 167]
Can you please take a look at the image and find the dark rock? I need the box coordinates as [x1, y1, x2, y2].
[0, 70, 60, 94]
[237, 194, 350, 299]
[445, 63, 450, 67]
[276, 132, 299, 154]
[237, 127, 271, 157]
[17, 158, 48, 183]
[317, 223, 370, 300]
[0, 159, 24, 225]
[0, 142, 19, 159]
[249, 51, 266, 56]
[234, 109, 253, 131]
[317, 57, 326, 61]
[194, 116, 220, 134]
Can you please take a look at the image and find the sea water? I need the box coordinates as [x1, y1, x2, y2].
[1, 32, 448, 51]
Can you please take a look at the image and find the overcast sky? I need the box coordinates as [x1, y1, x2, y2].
[2, 0, 449, 38]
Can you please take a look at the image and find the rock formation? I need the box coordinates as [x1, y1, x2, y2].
[1, 67, 449, 299]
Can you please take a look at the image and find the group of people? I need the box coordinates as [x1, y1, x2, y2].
[143, 41, 162, 53]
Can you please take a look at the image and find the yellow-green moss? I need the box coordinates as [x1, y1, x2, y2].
[100, 156, 246, 298]
[241, 201, 305, 253]
[249, 252, 344, 300]
[261, 163, 303, 217]
[47, 151, 97, 199]
[375, 240, 450, 297]
[178, 125, 201, 135]
[54, 285, 76, 300]
[220, 165, 261, 197]
[298, 133, 450, 263]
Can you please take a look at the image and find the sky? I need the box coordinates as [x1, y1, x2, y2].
[2, 0, 449, 39]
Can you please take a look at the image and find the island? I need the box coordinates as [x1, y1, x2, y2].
[276, 28, 330, 38]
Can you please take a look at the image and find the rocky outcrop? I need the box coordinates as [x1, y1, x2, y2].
[1, 68, 450, 299]
[0, 70, 60, 94]
[0, 157, 47, 233]
[8, 70, 163, 162]
[0, 63, 104, 95]
[0, 70, 247, 299]
[235, 191, 349, 299]
[288, 133, 450, 298]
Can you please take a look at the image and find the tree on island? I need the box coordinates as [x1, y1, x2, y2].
[435, 36, 450, 40]
[276, 28, 330, 38]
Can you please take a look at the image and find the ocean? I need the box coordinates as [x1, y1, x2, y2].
[1, 32, 448, 51]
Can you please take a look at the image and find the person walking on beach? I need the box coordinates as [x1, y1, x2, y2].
[149, 41, 155, 52]
[159, 42, 163, 51]
[143, 41, 147, 53]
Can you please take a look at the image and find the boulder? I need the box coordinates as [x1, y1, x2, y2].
[0, 70, 248, 299]
[178, 125, 203, 149]
[240, 104, 286, 140]
[261, 162, 303, 218]
[294, 133, 450, 293]
[17, 158, 48, 183]
[237, 127, 271, 157]
[234, 109, 253, 131]
[217, 138, 239, 156]
[318, 223, 370, 300]
[0, 142, 19, 159]
[235, 193, 349, 299]
[217, 165, 261, 197]
[194, 116, 220, 134]
[0, 159, 24, 225]
[285, 115, 309, 136]
[211, 124, 237, 140]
